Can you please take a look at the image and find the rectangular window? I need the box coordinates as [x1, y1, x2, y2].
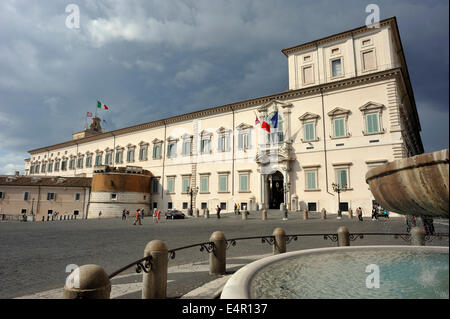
[47, 192, 55, 201]
[331, 58, 342, 77]
[41, 163, 46, 173]
[200, 139, 210, 154]
[167, 178, 175, 194]
[111, 193, 117, 200]
[201, 202, 207, 210]
[218, 135, 229, 152]
[333, 118, 346, 137]
[30, 166, 34, 174]
[77, 158, 83, 169]
[152, 179, 159, 193]
[152, 145, 161, 159]
[75, 193, 81, 201]
[336, 169, 348, 189]
[218, 175, 228, 193]
[24, 192, 29, 201]
[182, 140, 191, 156]
[182, 177, 190, 193]
[362, 50, 376, 71]
[182, 202, 188, 209]
[220, 202, 227, 210]
[85, 156, 92, 167]
[127, 149, 135, 162]
[69, 159, 75, 170]
[139, 146, 148, 161]
[238, 131, 251, 149]
[167, 143, 177, 158]
[200, 176, 209, 193]
[305, 171, 317, 190]
[304, 122, 315, 141]
[0, 191, 3, 199]
[61, 160, 67, 171]
[168, 202, 173, 209]
[95, 154, 102, 166]
[366, 113, 379, 133]
[35, 165, 40, 173]
[48, 162, 53, 172]
[239, 174, 249, 192]
[115, 150, 123, 163]
[302, 65, 314, 84]
[54, 162, 60, 172]
[308, 202, 317, 212]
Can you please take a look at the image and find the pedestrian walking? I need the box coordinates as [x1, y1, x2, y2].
[133, 209, 142, 225]
[122, 209, 126, 220]
[371, 205, 378, 221]
[141, 209, 145, 219]
[126, 210, 130, 219]
[234, 203, 238, 215]
[216, 205, 221, 219]
[153, 209, 158, 223]
[157, 210, 161, 222]
[237, 204, 241, 215]
[98, 211, 102, 218]
[356, 207, 363, 221]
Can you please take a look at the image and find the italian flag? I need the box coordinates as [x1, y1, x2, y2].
[97, 101, 109, 110]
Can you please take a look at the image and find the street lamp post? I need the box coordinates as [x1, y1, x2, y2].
[187, 186, 199, 216]
[282, 182, 290, 220]
[332, 182, 347, 219]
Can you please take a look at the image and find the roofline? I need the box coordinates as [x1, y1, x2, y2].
[281, 16, 397, 57]
[28, 67, 405, 155]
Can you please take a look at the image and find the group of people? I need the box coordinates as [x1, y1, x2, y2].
[405, 215, 435, 235]
[233, 203, 248, 215]
[127, 208, 162, 225]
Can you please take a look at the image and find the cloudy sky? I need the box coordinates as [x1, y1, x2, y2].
[0, 0, 448, 174]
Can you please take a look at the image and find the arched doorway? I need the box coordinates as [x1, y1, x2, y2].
[268, 171, 284, 209]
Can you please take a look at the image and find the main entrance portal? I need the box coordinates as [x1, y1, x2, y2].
[268, 171, 284, 209]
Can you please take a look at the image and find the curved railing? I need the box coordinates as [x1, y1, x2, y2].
[107, 231, 448, 280]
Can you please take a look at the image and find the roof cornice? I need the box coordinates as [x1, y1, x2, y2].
[281, 17, 396, 57]
[28, 68, 402, 155]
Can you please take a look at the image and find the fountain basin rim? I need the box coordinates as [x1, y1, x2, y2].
[220, 245, 449, 299]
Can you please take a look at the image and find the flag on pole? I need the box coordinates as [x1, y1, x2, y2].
[270, 110, 278, 129]
[254, 111, 260, 125]
[87, 112, 93, 117]
[261, 116, 271, 133]
[97, 100, 109, 110]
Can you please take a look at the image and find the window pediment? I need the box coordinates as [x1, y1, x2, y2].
[166, 136, 179, 142]
[299, 112, 320, 122]
[200, 130, 213, 137]
[328, 107, 351, 117]
[152, 138, 163, 144]
[138, 141, 149, 146]
[359, 101, 386, 113]
[257, 99, 293, 113]
[181, 133, 193, 140]
[236, 123, 253, 131]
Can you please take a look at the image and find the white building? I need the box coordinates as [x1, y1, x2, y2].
[24, 17, 423, 217]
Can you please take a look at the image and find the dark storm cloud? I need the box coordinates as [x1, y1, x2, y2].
[0, 0, 448, 174]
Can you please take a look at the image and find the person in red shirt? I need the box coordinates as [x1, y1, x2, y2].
[133, 209, 142, 225]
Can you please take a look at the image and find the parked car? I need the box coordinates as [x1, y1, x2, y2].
[164, 210, 185, 219]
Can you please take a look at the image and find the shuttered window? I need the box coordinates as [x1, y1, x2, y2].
[333, 118, 345, 137]
[167, 178, 175, 193]
[366, 113, 379, 133]
[239, 174, 249, 192]
[219, 175, 228, 192]
[304, 122, 315, 141]
[337, 169, 348, 189]
[182, 177, 190, 193]
[306, 171, 317, 190]
[200, 176, 209, 193]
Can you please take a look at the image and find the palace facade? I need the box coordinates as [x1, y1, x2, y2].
[22, 17, 423, 217]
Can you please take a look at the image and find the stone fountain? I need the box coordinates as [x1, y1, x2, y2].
[365, 149, 449, 218]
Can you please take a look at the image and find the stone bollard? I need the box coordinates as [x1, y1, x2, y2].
[303, 210, 309, 220]
[195, 208, 199, 218]
[321, 208, 327, 220]
[204, 209, 209, 219]
[273, 228, 286, 255]
[47, 216, 50, 221]
[209, 231, 227, 275]
[262, 209, 267, 221]
[60, 216, 62, 221]
[63, 264, 111, 299]
[348, 208, 353, 219]
[187, 208, 193, 217]
[242, 210, 248, 220]
[64, 215, 66, 220]
[142, 240, 168, 299]
[42, 216, 45, 222]
[410, 227, 425, 246]
[337, 226, 350, 247]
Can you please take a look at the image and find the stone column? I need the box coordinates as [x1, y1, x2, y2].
[273, 228, 286, 254]
[63, 265, 111, 299]
[209, 231, 227, 275]
[142, 240, 168, 299]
